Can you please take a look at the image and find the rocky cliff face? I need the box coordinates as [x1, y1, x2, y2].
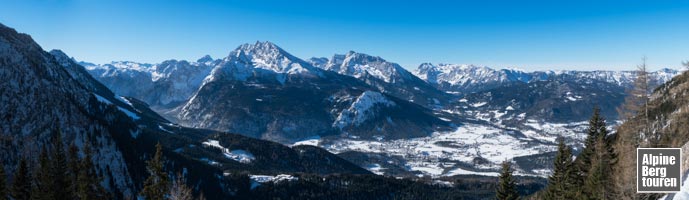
[0, 23, 138, 196]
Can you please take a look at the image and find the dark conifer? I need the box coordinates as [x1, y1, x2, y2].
[496, 161, 519, 200]
[582, 118, 616, 199]
[545, 138, 577, 199]
[32, 147, 54, 200]
[0, 165, 7, 200]
[574, 107, 603, 185]
[50, 133, 73, 200]
[10, 158, 31, 200]
[77, 143, 109, 200]
[141, 143, 170, 200]
[67, 143, 81, 196]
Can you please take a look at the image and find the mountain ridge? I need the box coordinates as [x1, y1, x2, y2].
[414, 62, 680, 94]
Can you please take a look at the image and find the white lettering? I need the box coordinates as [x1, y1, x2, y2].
[642, 153, 676, 166]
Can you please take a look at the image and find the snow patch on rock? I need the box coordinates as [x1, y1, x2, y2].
[333, 91, 396, 128]
[202, 140, 255, 164]
[249, 174, 299, 190]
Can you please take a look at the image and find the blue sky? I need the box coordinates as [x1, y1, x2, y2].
[1, 0, 688, 71]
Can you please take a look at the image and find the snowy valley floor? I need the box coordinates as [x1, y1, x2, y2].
[294, 121, 591, 178]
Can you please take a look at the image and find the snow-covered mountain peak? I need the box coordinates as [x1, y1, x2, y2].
[236, 41, 282, 53]
[324, 54, 346, 68]
[233, 41, 291, 64]
[438, 63, 489, 72]
[417, 62, 435, 70]
[219, 41, 322, 77]
[342, 51, 385, 64]
[320, 51, 410, 83]
[308, 57, 329, 68]
[196, 54, 214, 63]
[315, 52, 450, 107]
[414, 63, 511, 86]
[655, 68, 681, 81]
[193, 42, 325, 87]
[99, 61, 154, 71]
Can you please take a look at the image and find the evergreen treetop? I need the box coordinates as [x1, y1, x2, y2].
[0, 164, 7, 200]
[77, 143, 109, 200]
[545, 138, 577, 199]
[10, 158, 31, 200]
[141, 143, 170, 200]
[496, 161, 519, 200]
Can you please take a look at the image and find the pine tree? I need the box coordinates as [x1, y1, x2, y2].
[169, 173, 194, 200]
[141, 143, 170, 200]
[10, 158, 31, 200]
[582, 116, 616, 199]
[545, 138, 577, 199]
[574, 107, 603, 186]
[77, 143, 109, 200]
[0, 165, 7, 200]
[50, 132, 73, 200]
[67, 143, 81, 196]
[583, 138, 612, 199]
[496, 161, 519, 200]
[32, 147, 54, 200]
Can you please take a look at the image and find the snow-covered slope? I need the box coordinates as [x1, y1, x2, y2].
[333, 91, 396, 129]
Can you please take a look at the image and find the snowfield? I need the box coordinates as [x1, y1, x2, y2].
[291, 136, 321, 147]
[93, 93, 140, 120]
[660, 171, 689, 200]
[202, 140, 256, 164]
[249, 174, 299, 190]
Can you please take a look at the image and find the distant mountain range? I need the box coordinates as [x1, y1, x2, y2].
[73, 40, 683, 178]
[79, 41, 681, 134]
[82, 42, 450, 143]
[414, 63, 678, 94]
